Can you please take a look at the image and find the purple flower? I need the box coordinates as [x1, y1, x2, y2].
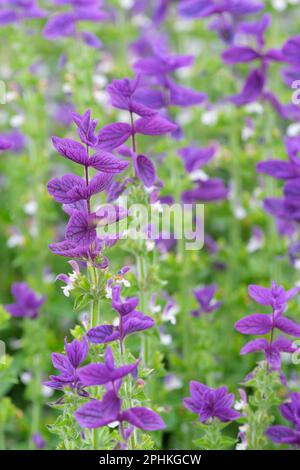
[230, 69, 265, 106]
[247, 282, 299, 313]
[43, 2, 108, 47]
[240, 336, 298, 370]
[282, 36, 300, 67]
[235, 282, 300, 371]
[0, 137, 11, 151]
[222, 14, 282, 67]
[112, 285, 139, 316]
[192, 284, 221, 316]
[238, 14, 271, 49]
[0, 130, 26, 153]
[179, 144, 218, 173]
[75, 389, 165, 431]
[178, 0, 264, 19]
[133, 52, 206, 110]
[64, 204, 126, 247]
[0, 1, 47, 25]
[32, 433, 45, 450]
[266, 393, 300, 447]
[47, 173, 112, 205]
[44, 336, 88, 392]
[107, 76, 156, 118]
[87, 286, 154, 345]
[77, 346, 140, 387]
[51, 136, 128, 173]
[183, 381, 240, 423]
[181, 178, 228, 203]
[5, 282, 45, 319]
[72, 109, 98, 147]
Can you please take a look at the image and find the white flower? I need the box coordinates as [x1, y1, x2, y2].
[94, 90, 108, 105]
[236, 442, 247, 450]
[242, 126, 254, 142]
[245, 102, 264, 114]
[162, 302, 179, 325]
[7, 233, 25, 248]
[160, 333, 172, 346]
[165, 375, 183, 391]
[146, 239, 155, 251]
[234, 205, 247, 220]
[189, 169, 209, 182]
[287, 122, 300, 137]
[42, 385, 54, 398]
[272, 0, 287, 10]
[20, 372, 32, 384]
[108, 421, 120, 429]
[234, 400, 246, 411]
[62, 271, 78, 297]
[201, 109, 218, 126]
[10, 114, 24, 127]
[24, 200, 38, 215]
[119, 0, 135, 8]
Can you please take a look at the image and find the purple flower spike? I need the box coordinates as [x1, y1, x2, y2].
[87, 311, 154, 345]
[235, 282, 300, 371]
[72, 109, 98, 147]
[75, 390, 122, 428]
[44, 336, 88, 392]
[112, 286, 139, 316]
[48, 173, 112, 205]
[241, 336, 298, 370]
[230, 69, 265, 106]
[75, 389, 165, 431]
[107, 76, 156, 117]
[77, 346, 140, 387]
[183, 381, 240, 423]
[66, 210, 98, 246]
[267, 393, 300, 447]
[248, 282, 299, 312]
[5, 283, 45, 319]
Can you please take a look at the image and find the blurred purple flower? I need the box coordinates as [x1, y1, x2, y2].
[179, 144, 218, 173]
[32, 433, 45, 450]
[43, 1, 108, 47]
[182, 178, 228, 203]
[5, 282, 45, 319]
[0, 130, 26, 153]
[192, 283, 221, 316]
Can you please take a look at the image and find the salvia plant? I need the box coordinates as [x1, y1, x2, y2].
[2, 0, 300, 453]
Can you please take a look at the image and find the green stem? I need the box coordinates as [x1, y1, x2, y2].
[118, 337, 137, 450]
[88, 265, 100, 449]
[136, 253, 148, 365]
